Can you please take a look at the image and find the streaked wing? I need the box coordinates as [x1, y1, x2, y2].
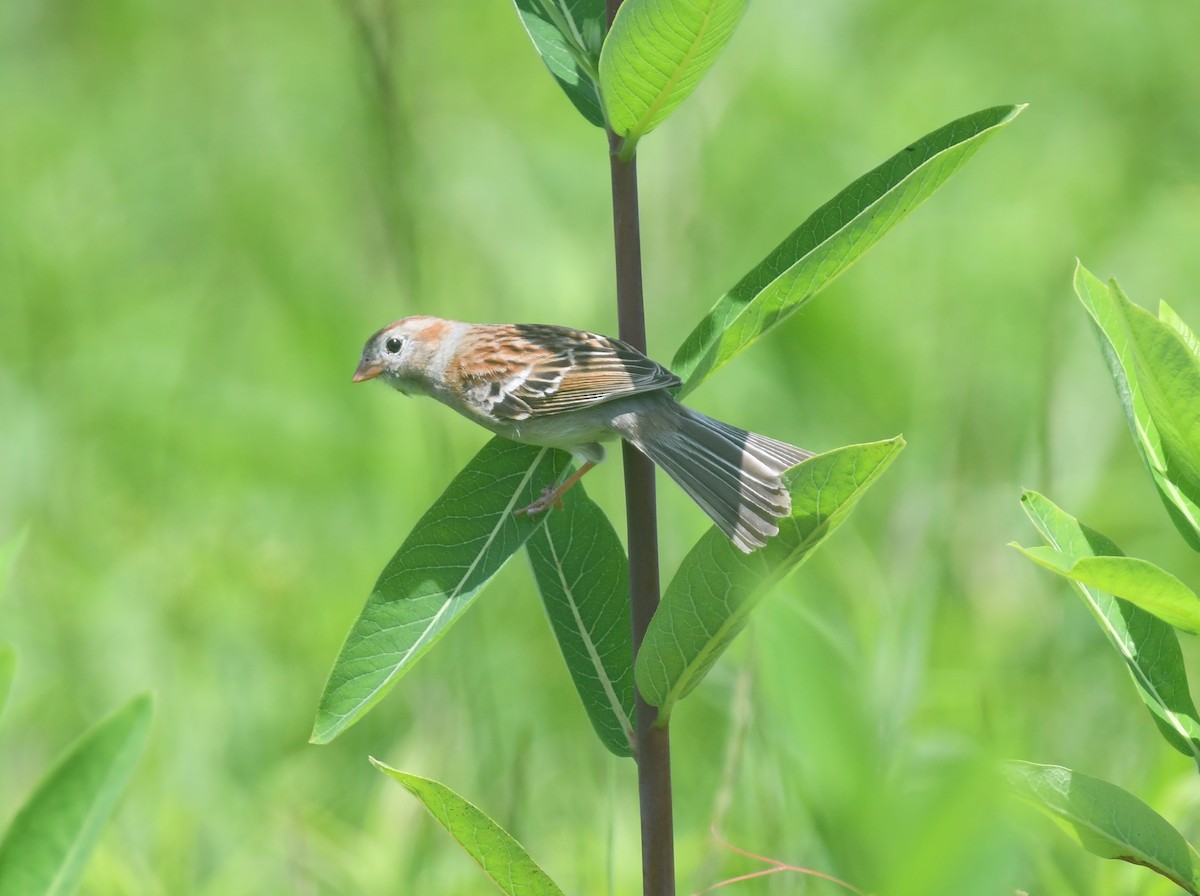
[459, 324, 680, 421]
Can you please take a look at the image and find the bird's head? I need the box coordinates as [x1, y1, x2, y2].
[352, 316, 455, 395]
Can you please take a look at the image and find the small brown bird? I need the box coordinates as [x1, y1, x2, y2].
[353, 316, 811, 552]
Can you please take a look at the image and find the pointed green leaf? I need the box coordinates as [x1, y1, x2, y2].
[1017, 491, 1200, 762]
[1015, 549, 1200, 635]
[636, 437, 904, 723]
[0, 694, 153, 896]
[312, 438, 571, 744]
[1119, 289, 1200, 510]
[1075, 264, 1200, 549]
[526, 485, 635, 757]
[599, 0, 748, 158]
[1160, 300, 1200, 361]
[1006, 761, 1200, 895]
[372, 760, 566, 896]
[514, 0, 605, 126]
[0, 645, 14, 721]
[673, 105, 1024, 397]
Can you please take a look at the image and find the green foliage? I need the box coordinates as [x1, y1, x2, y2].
[0, 695, 153, 896]
[1015, 491, 1200, 761]
[1006, 762, 1200, 895]
[372, 760, 566, 896]
[513, 0, 605, 126]
[671, 105, 1024, 397]
[1018, 274, 1200, 756]
[312, 438, 571, 744]
[599, 0, 748, 158]
[1016, 274, 1200, 887]
[526, 485, 636, 757]
[1075, 263, 1200, 548]
[636, 438, 904, 722]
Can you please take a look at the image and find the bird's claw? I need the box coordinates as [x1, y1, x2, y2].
[515, 484, 564, 517]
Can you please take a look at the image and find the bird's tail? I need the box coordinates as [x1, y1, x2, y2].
[624, 399, 812, 552]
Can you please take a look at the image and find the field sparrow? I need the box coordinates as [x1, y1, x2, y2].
[353, 316, 811, 552]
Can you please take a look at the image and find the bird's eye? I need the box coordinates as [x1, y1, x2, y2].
[384, 337, 404, 354]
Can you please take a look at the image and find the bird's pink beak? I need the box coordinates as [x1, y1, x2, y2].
[352, 360, 384, 383]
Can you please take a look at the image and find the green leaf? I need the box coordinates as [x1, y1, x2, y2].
[1016, 549, 1200, 635]
[1121, 293, 1200, 510]
[372, 760, 566, 896]
[1016, 490, 1200, 762]
[0, 645, 14, 721]
[525, 484, 635, 757]
[1006, 761, 1200, 895]
[1075, 264, 1200, 549]
[311, 438, 571, 744]
[599, 0, 748, 158]
[636, 437, 904, 723]
[0, 694, 153, 896]
[673, 105, 1025, 397]
[513, 0, 605, 127]
[1160, 300, 1200, 361]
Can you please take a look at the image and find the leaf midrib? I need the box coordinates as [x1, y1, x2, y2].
[543, 526, 635, 752]
[621, 0, 718, 146]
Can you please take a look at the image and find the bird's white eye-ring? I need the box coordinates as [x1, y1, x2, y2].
[384, 337, 404, 354]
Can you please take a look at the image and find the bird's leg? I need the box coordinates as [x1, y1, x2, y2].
[515, 461, 597, 516]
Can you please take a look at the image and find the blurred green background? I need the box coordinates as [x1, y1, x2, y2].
[3, 0, 1200, 893]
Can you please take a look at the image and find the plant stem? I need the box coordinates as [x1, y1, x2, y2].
[606, 2, 676, 892]
[611, 139, 677, 896]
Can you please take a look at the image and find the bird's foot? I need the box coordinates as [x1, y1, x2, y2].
[515, 484, 564, 517]
[515, 461, 596, 517]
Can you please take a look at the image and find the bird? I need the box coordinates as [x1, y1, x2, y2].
[352, 316, 812, 552]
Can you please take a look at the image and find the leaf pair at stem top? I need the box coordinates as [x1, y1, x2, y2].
[515, 0, 747, 159]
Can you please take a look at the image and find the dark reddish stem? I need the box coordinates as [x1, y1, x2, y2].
[606, 2, 675, 893]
